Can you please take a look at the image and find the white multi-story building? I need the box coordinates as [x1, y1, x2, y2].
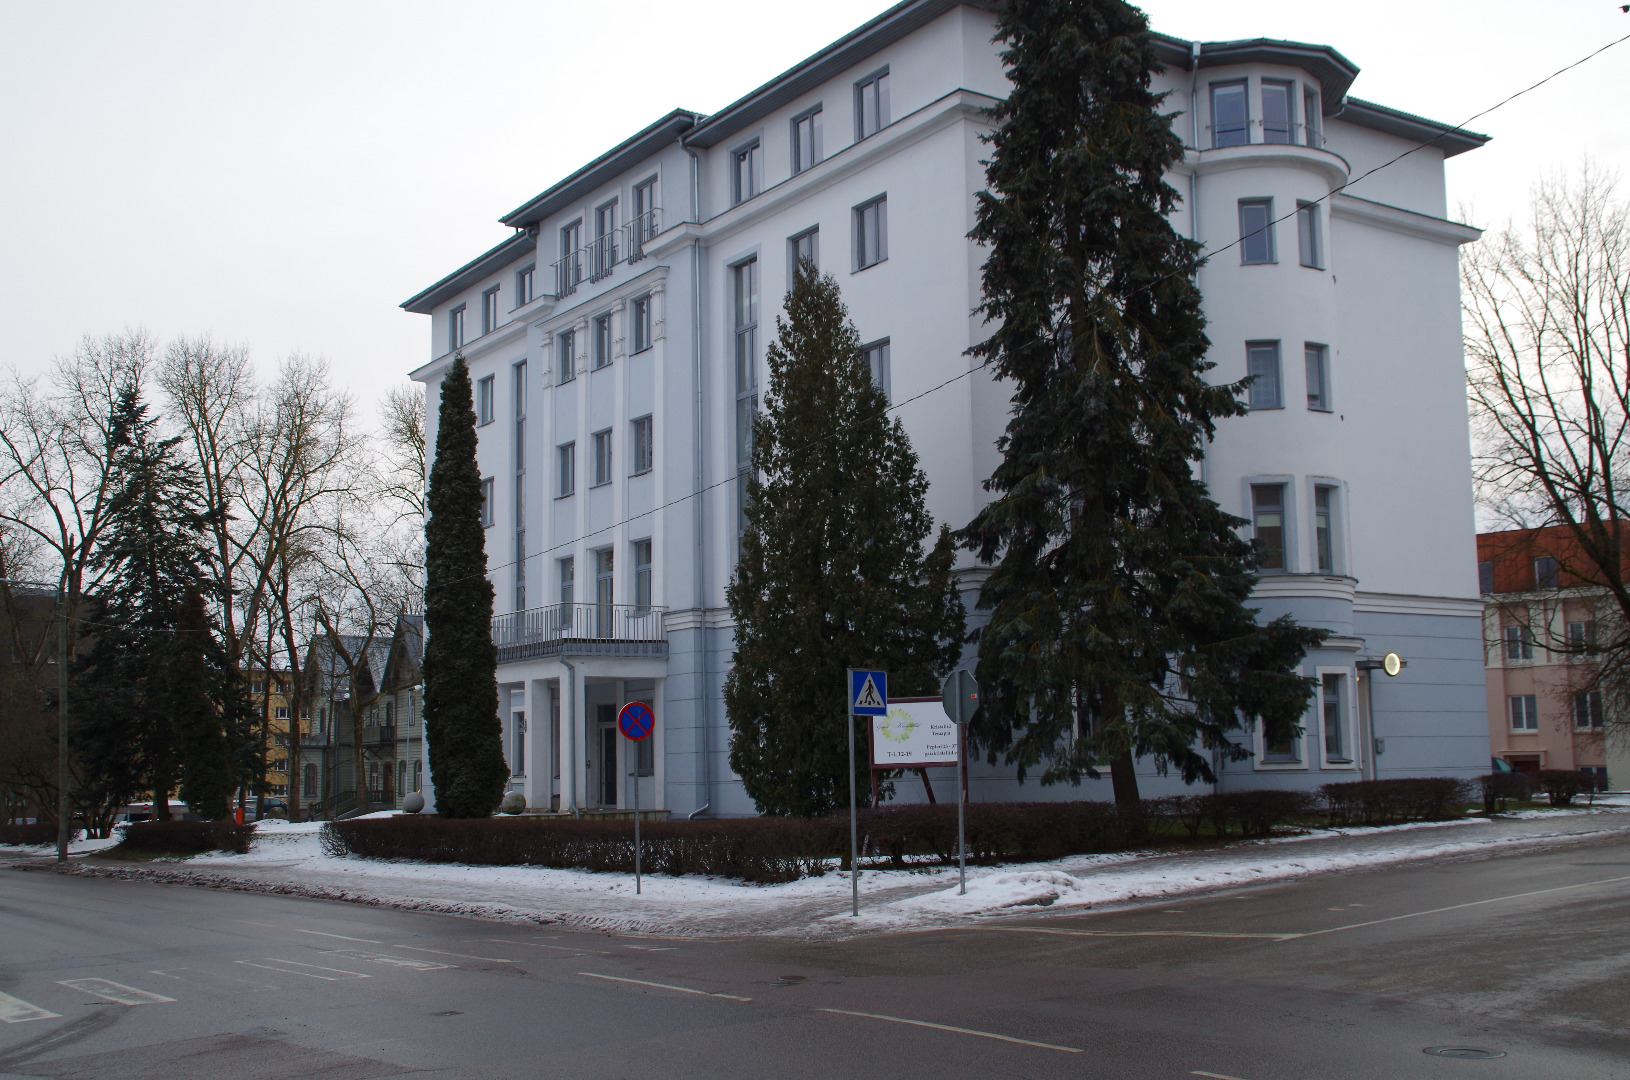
[405, 0, 1492, 816]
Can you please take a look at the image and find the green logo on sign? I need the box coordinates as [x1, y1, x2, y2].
[879, 707, 917, 743]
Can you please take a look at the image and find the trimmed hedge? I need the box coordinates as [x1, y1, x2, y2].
[1480, 772, 1534, 813]
[1148, 790, 1318, 840]
[0, 823, 62, 846]
[857, 801, 1146, 867]
[113, 820, 254, 855]
[1319, 778, 1470, 826]
[1536, 769, 1597, 806]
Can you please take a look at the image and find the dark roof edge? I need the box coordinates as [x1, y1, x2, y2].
[1335, 97, 1490, 158]
[1150, 33, 1361, 106]
[497, 108, 702, 228]
[684, 0, 986, 149]
[400, 232, 533, 314]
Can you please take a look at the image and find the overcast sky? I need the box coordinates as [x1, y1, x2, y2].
[2, 0, 1625, 419]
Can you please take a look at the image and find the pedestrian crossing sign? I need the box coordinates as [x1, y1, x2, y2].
[848, 669, 888, 716]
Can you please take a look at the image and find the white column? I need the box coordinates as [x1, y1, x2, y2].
[560, 662, 580, 812]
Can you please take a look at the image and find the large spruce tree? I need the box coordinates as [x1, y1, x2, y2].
[169, 587, 237, 821]
[727, 263, 965, 817]
[962, 0, 1325, 804]
[422, 356, 506, 817]
[75, 387, 222, 818]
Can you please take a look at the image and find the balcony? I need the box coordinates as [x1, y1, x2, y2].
[492, 602, 667, 663]
[300, 731, 330, 747]
[552, 209, 659, 299]
[366, 725, 398, 747]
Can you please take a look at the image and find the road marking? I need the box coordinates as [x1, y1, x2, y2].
[235, 959, 370, 980]
[817, 1008, 1082, 1053]
[56, 979, 175, 1006]
[577, 972, 751, 1002]
[623, 945, 678, 951]
[0, 992, 60, 1024]
[322, 951, 450, 971]
[483, 939, 610, 955]
[1192, 1071, 1253, 1079]
[1289, 874, 1630, 940]
[391, 945, 516, 963]
[979, 927, 1299, 941]
[295, 929, 383, 943]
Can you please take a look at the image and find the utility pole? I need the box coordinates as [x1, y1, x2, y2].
[56, 587, 69, 862]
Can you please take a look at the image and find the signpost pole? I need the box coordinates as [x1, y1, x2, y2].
[958, 724, 966, 896]
[848, 709, 859, 917]
[633, 760, 641, 895]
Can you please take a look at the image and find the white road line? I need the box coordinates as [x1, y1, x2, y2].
[391, 945, 516, 963]
[482, 939, 610, 955]
[577, 972, 752, 1002]
[1288, 874, 1630, 940]
[0, 992, 60, 1024]
[623, 945, 678, 952]
[817, 1008, 1083, 1054]
[981, 928, 1298, 941]
[322, 951, 450, 971]
[56, 979, 175, 1006]
[1192, 1071, 1253, 1080]
[234, 959, 370, 980]
[295, 929, 383, 943]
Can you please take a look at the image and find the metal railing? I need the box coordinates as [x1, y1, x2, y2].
[492, 602, 666, 656]
[366, 725, 397, 746]
[550, 209, 661, 299]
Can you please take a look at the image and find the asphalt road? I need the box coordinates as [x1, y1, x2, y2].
[1, 834, 1626, 1079]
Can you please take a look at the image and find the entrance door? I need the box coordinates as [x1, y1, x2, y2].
[600, 726, 618, 806]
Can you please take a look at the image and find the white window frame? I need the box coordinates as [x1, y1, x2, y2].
[1503, 623, 1534, 662]
[556, 329, 576, 385]
[1255, 711, 1308, 770]
[854, 67, 890, 140]
[1209, 80, 1249, 148]
[630, 415, 653, 475]
[1246, 340, 1282, 410]
[853, 195, 888, 271]
[1244, 476, 1296, 573]
[1310, 479, 1342, 575]
[476, 374, 495, 426]
[481, 286, 501, 335]
[448, 304, 466, 352]
[731, 139, 763, 206]
[591, 428, 612, 487]
[630, 295, 652, 353]
[593, 313, 613, 369]
[1573, 690, 1604, 730]
[791, 104, 823, 174]
[515, 264, 536, 307]
[480, 477, 495, 527]
[1509, 694, 1539, 731]
[1316, 667, 1357, 768]
[1261, 78, 1295, 144]
[1305, 342, 1331, 412]
[556, 442, 576, 498]
[1239, 198, 1276, 264]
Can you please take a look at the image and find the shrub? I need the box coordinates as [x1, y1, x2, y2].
[1144, 791, 1315, 839]
[0, 823, 63, 846]
[1479, 772, 1534, 813]
[1320, 778, 1470, 825]
[1536, 769, 1594, 807]
[857, 801, 1146, 867]
[112, 820, 254, 856]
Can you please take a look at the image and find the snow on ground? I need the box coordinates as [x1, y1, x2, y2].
[0, 833, 124, 856]
[25, 806, 1630, 938]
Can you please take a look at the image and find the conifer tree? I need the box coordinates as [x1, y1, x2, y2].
[422, 356, 505, 817]
[75, 387, 219, 817]
[169, 587, 236, 820]
[962, 0, 1325, 804]
[727, 263, 965, 817]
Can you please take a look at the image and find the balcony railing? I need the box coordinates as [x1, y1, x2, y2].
[366, 725, 397, 747]
[492, 602, 668, 661]
[551, 209, 660, 299]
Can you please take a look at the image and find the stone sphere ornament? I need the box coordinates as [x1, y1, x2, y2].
[500, 792, 526, 815]
[401, 792, 425, 814]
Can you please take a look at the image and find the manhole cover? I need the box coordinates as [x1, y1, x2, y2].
[1423, 1047, 1506, 1059]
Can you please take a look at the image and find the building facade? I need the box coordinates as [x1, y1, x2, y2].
[1478, 527, 1619, 787]
[245, 669, 293, 801]
[405, 0, 1492, 815]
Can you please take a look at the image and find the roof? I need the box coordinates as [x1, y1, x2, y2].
[1477, 524, 1628, 594]
[399, 232, 534, 315]
[1334, 97, 1489, 158]
[498, 109, 702, 228]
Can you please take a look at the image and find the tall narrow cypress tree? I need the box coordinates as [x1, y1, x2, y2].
[422, 356, 506, 817]
[962, 0, 1325, 803]
[727, 263, 965, 817]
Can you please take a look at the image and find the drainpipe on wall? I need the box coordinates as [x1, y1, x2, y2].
[684, 139, 712, 821]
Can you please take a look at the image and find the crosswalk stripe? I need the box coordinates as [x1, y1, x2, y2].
[56, 979, 175, 1006]
[234, 959, 370, 980]
[0, 992, 59, 1024]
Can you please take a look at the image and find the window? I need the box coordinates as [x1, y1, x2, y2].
[732, 140, 762, 205]
[475, 374, 494, 425]
[1247, 341, 1282, 410]
[790, 227, 819, 276]
[557, 442, 575, 497]
[1567, 620, 1599, 655]
[1297, 202, 1323, 269]
[592, 429, 612, 486]
[250, 679, 266, 695]
[480, 478, 494, 527]
[1314, 485, 1336, 573]
[449, 305, 466, 352]
[1503, 624, 1534, 661]
[1210, 81, 1248, 147]
[397, 762, 407, 801]
[1305, 343, 1330, 411]
[734, 258, 759, 538]
[515, 529, 526, 611]
[862, 339, 891, 403]
[1509, 694, 1539, 731]
[1251, 484, 1287, 571]
[631, 415, 653, 475]
[556, 329, 576, 384]
[631, 177, 659, 253]
[270, 758, 289, 773]
[413, 760, 422, 793]
[854, 195, 887, 270]
[1574, 691, 1604, 730]
[559, 219, 582, 296]
[275, 706, 290, 721]
[1322, 673, 1348, 760]
[559, 557, 575, 605]
[1262, 80, 1294, 144]
[303, 763, 318, 798]
[1239, 199, 1275, 264]
[631, 295, 652, 353]
[594, 548, 614, 627]
[593, 314, 613, 369]
[1263, 718, 1300, 763]
[792, 105, 823, 174]
[1534, 556, 1559, 589]
[1581, 765, 1608, 790]
[1478, 560, 1495, 593]
[1303, 87, 1322, 146]
[516, 264, 535, 306]
[633, 539, 652, 612]
[482, 286, 501, 335]
[855, 68, 890, 140]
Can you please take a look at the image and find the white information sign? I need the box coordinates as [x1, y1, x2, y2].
[871, 700, 959, 767]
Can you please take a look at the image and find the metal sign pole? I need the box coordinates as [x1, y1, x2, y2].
[958, 724, 966, 896]
[848, 709, 859, 917]
[633, 761, 641, 895]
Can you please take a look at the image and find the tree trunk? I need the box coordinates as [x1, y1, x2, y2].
[1109, 750, 1140, 806]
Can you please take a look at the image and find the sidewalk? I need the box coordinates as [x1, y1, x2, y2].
[11, 805, 1629, 939]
